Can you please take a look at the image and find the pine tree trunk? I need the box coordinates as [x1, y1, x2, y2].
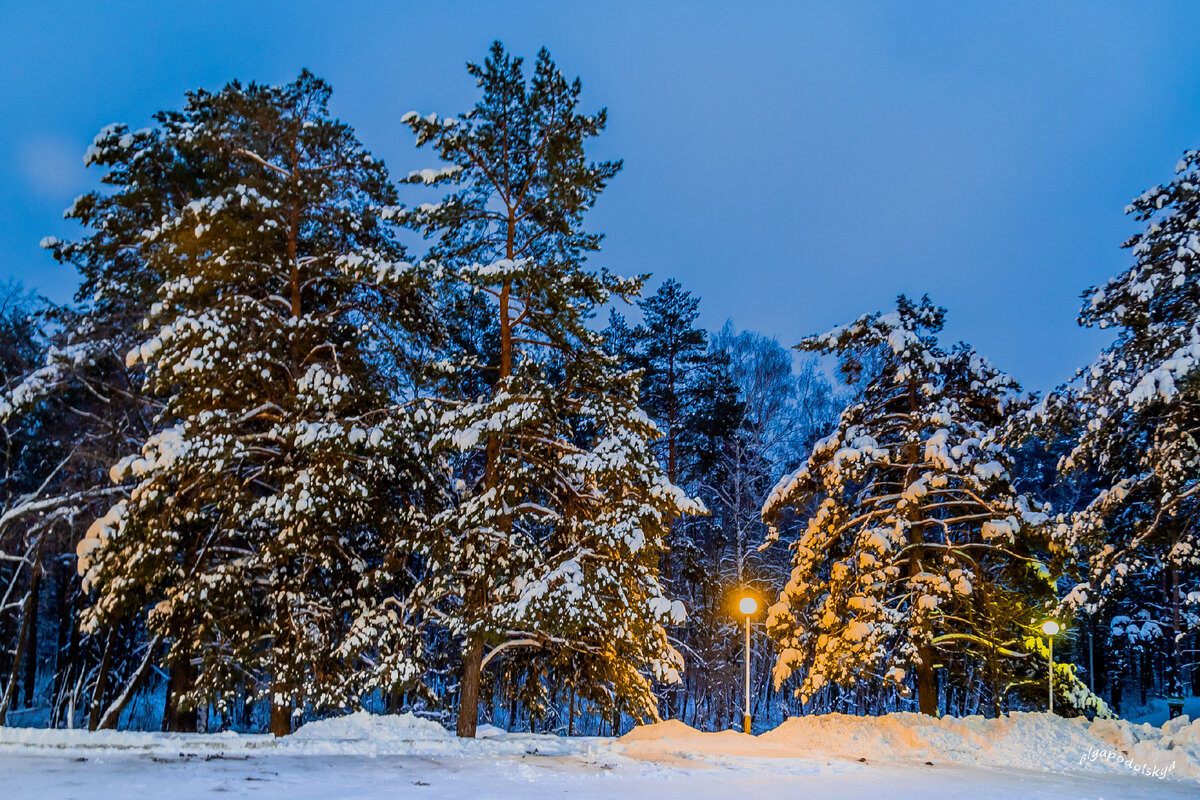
[21, 567, 40, 708]
[0, 577, 37, 725]
[241, 685, 256, 730]
[270, 682, 293, 737]
[0, 544, 43, 726]
[1139, 648, 1148, 705]
[87, 625, 118, 730]
[666, 350, 677, 483]
[162, 657, 197, 732]
[1087, 614, 1096, 691]
[1170, 568, 1183, 697]
[988, 642, 1002, 718]
[1111, 653, 1123, 714]
[904, 380, 938, 717]
[0, 613, 10, 687]
[916, 647, 937, 715]
[457, 634, 484, 738]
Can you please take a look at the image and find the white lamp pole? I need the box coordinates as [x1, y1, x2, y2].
[1041, 620, 1061, 715]
[739, 596, 757, 733]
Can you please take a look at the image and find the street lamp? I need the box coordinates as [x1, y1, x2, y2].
[1041, 619, 1061, 715]
[739, 595, 757, 734]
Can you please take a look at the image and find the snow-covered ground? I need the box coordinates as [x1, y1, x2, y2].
[4, 711, 1197, 799]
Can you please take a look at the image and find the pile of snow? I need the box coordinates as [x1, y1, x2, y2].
[617, 712, 1199, 780]
[475, 723, 509, 738]
[760, 712, 1109, 772]
[0, 713, 578, 760]
[274, 711, 466, 756]
[3, 711, 1196, 783]
[0, 725, 254, 755]
[618, 718, 761, 758]
[618, 718, 711, 741]
[290, 711, 449, 742]
[1087, 715, 1199, 779]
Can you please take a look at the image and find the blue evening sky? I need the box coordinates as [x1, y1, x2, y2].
[3, 1, 1200, 390]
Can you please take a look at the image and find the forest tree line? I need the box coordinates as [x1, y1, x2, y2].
[0, 43, 1196, 737]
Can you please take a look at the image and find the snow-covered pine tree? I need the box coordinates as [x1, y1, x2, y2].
[637, 280, 710, 485]
[401, 42, 701, 737]
[601, 309, 639, 369]
[1052, 149, 1200, 699]
[606, 286, 745, 725]
[0, 286, 59, 726]
[762, 296, 1056, 715]
[0, 110, 188, 729]
[73, 72, 440, 735]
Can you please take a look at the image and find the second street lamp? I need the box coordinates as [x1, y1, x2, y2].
[739, 596, 757, 734]
[1041, 619, 1061, 715]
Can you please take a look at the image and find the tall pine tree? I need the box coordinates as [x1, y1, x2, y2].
[73, 73, 439, 735]
[402, 42, 700, 737]
[638, 280, 709, 484]
[763, 296, 1060, 715]
[1052, 148, 1200, 700]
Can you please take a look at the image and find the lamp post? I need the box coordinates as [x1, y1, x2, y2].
[739, 595, 757, 734]
[1041, 619, 1061, 715]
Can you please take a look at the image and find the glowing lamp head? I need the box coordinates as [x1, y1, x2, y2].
[739, 596, 758, 616]
[1041, 620, 1061, 636]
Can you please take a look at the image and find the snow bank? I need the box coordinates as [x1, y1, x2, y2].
[3, 711, 1196, 783]
[618, 718, 704, 741]
[618, 719, 762, 759]
[474, 723, 508, 738]
[0, 711, 453, 757]
[618, 712, 1200, 781]
[759, 712, 992, 763]
[1085, 715, 1199, 779]
[0, 725, 255, 755]
[290, 710, 449, 742]
[758, 712, 1114, 772]
[0, 713, 595, 760]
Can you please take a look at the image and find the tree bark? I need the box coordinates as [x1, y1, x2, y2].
[87, 625, 118, 730]
[457, 633, 484, 737]
[1111, 651, 1123, 714]
[916, 648, 938, 716]
[1169, 567, 1183, 696]
[271, 681, 294, 738]
[162, 657, 197, 732]
[455, 202, 514, 740]
[21, 567, 40, 708]
[904, 380, 938, 717]
[0, 544, 43, 725]
[0, 586, 34, 724]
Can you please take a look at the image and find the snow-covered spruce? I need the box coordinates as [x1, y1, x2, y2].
[762, 296, 1098, 715]
[74, 72, 441, 735]
[1046, 149, 1200, 698]
[402, 43, 701, 737]
[0, 120, 181, 729]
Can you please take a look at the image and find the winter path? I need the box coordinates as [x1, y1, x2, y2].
[7, 751, 1193, 800]
[3, 711, 1197, 799]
